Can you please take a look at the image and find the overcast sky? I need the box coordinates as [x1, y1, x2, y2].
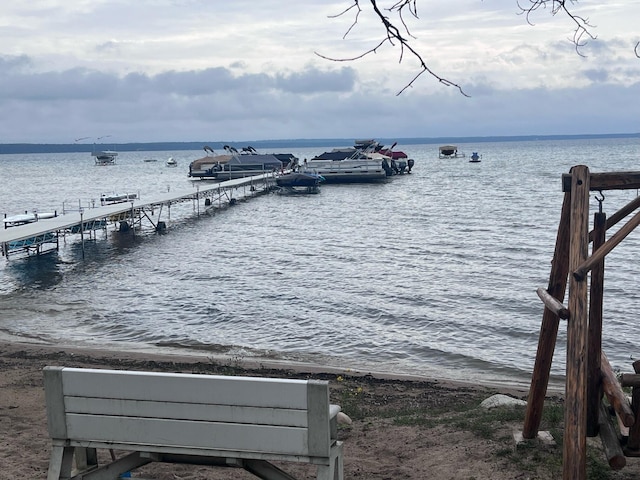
[1, 1, 639, 143]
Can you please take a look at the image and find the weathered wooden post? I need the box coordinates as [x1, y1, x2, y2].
[523, 191, 572, 438]
[625, 360, 640, 455]
[564, 165, 590, 480]
[586, 209, 606, 436]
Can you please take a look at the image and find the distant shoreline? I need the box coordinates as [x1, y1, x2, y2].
[1, 132, 638, 155]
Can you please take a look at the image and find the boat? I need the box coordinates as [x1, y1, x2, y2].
[276, 171, 324, 193]
[469, 152, 481, 163]
[188, 145, 297, 180]
[439, 145, 465, 159]
[3, 211, 57, 228]
[100, 193, 138, 205]
[166, 157, 178, 167]
[301, 139, 395, 183]
[143, 158, 158, 163]
[92, 150, 118, 165]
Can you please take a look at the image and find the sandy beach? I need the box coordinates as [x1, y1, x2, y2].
[1, 340, 639, 479]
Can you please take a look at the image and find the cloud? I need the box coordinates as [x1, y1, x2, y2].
[0, 2, 638, 143]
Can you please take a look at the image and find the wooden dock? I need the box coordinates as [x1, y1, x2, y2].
[1, 173, 277, 258]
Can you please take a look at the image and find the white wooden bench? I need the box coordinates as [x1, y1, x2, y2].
[43, 366, 344, 480]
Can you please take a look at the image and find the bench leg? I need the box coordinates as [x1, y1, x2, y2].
[47, 446, 74, 480]
[242, 459, 297, 480]
[317, 442, 344, 480]
[75, 447, 98, 471]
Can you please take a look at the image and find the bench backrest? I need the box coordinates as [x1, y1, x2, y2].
[44, 366, 336, 459]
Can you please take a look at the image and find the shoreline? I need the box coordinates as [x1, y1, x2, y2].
[0, 335, 539, 394]
[4, 338, 612, 480]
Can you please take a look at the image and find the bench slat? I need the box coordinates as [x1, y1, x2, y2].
[60, 368, 310, 409]
[65, 414, 310, 456]
[65, 396, 309, 427]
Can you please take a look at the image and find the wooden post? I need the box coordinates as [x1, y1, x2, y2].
[523, 191, 572, 438]
[601, 352, 635, 427]
[587, 211, 606, 436]
[598, 401, 627, 470]
[625, 360, 640, 455]
[564, 165, 590, 480]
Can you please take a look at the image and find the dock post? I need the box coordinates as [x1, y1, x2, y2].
[80, 209, 85, 260]
[130, 202, 135, 238]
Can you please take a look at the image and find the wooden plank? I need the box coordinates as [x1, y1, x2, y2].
[65, 414, 310, 456]
[562, 171, 640, 192]
[564, 165, 590, 480]
[64, 397, 308, 427]
[60, 368, 311, 409]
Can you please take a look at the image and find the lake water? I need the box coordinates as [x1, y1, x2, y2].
[1, 137, 639, 389]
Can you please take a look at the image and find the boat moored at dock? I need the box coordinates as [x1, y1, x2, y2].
[189, 145, 297, 180]
[301, 139, 402, 183]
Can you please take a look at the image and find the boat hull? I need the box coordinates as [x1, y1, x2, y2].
[276, 172, 323, 188]
[302, 160, 388, 183]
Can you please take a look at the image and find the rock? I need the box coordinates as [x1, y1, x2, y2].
[480, 394, 527, 409]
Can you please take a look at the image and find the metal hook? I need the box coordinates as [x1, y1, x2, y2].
[595, 190, 605, 213]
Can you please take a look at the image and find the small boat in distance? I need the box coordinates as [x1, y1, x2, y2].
[92, 150, 118, 165]
[439, 145, 465, 159]
[166, 157, 178, 167]
[469, 152, 481, 163]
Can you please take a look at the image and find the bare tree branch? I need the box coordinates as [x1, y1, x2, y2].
[316, 0, 468, 96]
[517, 0, 597, 57]
[320, 1, 636, 95]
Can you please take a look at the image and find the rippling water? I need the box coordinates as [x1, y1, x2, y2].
[1, 137, 639, 388]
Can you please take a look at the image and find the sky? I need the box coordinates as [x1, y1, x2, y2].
[1, 1, 639, 144]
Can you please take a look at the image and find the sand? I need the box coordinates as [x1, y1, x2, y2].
[1, 340, 638, 479]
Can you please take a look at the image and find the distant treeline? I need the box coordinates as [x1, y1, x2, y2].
[0, 133, 637, 155]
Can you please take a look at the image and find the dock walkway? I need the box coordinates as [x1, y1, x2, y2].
[1, 173, 277, 258]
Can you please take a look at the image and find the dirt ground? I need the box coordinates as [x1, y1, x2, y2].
[1, 340, 639, 480]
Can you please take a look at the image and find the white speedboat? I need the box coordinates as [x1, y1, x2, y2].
[166, 157, 178, 167]
[301, 140, 393, 183]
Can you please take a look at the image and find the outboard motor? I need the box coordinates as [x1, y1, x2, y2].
[407, 158, 415, 173]
[382, 158, 393, 176]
